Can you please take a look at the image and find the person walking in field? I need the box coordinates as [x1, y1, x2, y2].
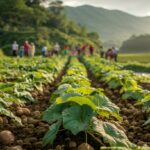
[105, 48, 113, 60]
[112, 47, 119, 62]
[12, 41, 19, 56]
[28, 43, 35, 57]
[63, 45, 69, 56]
[81, 44, 87, 55]
[41, 46, 47, 57]
[89, 45, 94, 56]
[76, 44, 81, 55]
[24, 40, 30, 56]
[19, 46, 24, 58]
[100, 46, 105, 58]
[54, 42, 60, 55]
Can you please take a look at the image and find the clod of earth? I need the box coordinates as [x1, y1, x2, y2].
[0, 130, 15, 145]
[78, 143, 94, 150]
[6, 145, 23, 150]
[69, 141, 77, 148]
[0, 116, 3, 124]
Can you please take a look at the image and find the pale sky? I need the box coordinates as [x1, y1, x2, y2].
[61, 0, 150, 16]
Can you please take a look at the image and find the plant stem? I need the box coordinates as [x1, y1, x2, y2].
[88, 132, 104, 146]
[85, 132, 88, 143]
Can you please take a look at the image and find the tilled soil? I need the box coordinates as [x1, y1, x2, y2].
[0, 63, 68, 150]
[84, 66, 150, 147]
[0, 58, 101, 150]
[140, 82, 150, 91]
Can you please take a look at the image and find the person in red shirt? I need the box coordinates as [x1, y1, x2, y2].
[24, 40, 30, 56]
[89, 45, 94, 56]
[81, 44, 87, 55]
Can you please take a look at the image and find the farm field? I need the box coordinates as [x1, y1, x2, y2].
[0, 56, 150, 150]
[117, 53, 150, 77]
[118, 53, 150, 63]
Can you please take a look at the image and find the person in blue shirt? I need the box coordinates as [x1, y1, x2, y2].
[41, 46, 47, 57]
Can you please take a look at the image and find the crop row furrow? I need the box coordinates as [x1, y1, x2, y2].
[42, 57, 135, 150]
[0, 57, 69, 150]
[0, 57, 68, 122]
[80, 56, 150, 147]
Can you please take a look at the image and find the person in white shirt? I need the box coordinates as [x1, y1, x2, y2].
[54, 42, 60, 55]
[12, 41, 19, 56]
[112, 47, 119, 62]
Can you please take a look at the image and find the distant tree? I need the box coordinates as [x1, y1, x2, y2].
[49, 0, 63, 15]
[0, 0, 27, 12]
[87, 32, 99, 41]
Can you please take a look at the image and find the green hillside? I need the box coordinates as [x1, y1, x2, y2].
[64, 5, 150, 47]
[0, 1, 100, 55]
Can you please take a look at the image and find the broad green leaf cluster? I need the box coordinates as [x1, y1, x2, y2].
[81, 56, 150, 125]
[0, 56, 67, 123]
[43, 57, 135, 149]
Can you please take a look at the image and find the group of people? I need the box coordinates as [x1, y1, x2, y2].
[100, 47, 119, 62]
[42, 43, 95, 57]
[12, 41, 61, 58]
[62, 44, 95, 56]
[12, 41, 35, 57]
[12, 41, 119, 61]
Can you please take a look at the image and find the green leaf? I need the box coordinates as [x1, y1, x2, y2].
[43, 121, 61, 146]
[144, 116, 150, 125]
[92, 117, 136, 149]
[91, 94, 122, 121]
[54, 84, 72, 95]
[42, 103, 68, 124]
[67, 86, 97, 95]
[15, 90, 34, 102]
[56, 92, 82, 104]
[0, 105, 22, 125]
[136, 94, 150, 110]
[63, 105, 93, 135]
[60, 96, 96, 109]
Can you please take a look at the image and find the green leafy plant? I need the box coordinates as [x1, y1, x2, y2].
[42, 57, 134, 149]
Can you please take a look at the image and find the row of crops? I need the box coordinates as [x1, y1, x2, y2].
[81, 56, 150, 125]
[0, 56, 149, 150]
[42, 57, 136, 149]
[0, 57, 67, 125]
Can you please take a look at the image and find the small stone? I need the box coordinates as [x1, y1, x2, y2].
[16, 109, 24, 116]
[33, 111, 41, 119]
[69, 141, 77, 148]
[0, 130, 15, 145]
[0, 116, 3, 124]
[34, 141, 43, 148]
[22, 108, 31, 115]
[22, 116, 28, 124]
[16, 140, 23, 145]
[28, 118, 38, 124]
[78, 143, 94, 150]
[6, 145, 22, 150]
[56, 145, 62, 150]
[27, 137, 37, 143]
[3, 117, 9, 124]
[137, 141, 145, 146]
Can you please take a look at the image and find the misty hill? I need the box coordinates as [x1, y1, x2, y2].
[120, 35, 150, 53]
[64, 5, 150, 47]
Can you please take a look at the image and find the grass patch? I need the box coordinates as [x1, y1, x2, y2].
[118, 53, 150, 63]
[118, 53, 150, 73]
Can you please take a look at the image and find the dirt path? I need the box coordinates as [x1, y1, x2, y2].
[140, 82, 150, 91]
[0, 60, 70, 150]
[81, 61, 150, 147]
